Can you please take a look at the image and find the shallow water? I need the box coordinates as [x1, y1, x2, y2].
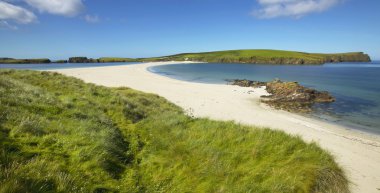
[149, 62, 380, 134]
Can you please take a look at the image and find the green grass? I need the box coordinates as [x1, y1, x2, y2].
[1, 49, 370, 65]
[0, 58, 51, 64]
[140, 49, 371, 64]
[0, 69, 349, 192]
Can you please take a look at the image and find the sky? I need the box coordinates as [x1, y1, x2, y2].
[0, 0, 379, 60]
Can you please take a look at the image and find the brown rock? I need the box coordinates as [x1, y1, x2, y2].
[228, 79, 335, 112]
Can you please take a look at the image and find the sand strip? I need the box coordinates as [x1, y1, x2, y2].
[52, 61, 380, 193]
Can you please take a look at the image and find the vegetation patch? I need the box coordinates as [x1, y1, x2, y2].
[140, 49, 371, 65]
[0, 70, 349, 192]
[0, 58, 51, 64]
[1, 49, 371, 65]
[68, 57, 100, 63]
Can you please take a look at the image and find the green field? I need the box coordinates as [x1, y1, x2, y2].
[0, 58, 51, 64]
[141, 49, 371, 64]
[0, 70, 349, 192]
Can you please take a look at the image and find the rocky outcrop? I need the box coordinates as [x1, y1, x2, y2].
[322, 52, 371, 63]
[228, 79, 266, 88]
[229, 79, 335, 112]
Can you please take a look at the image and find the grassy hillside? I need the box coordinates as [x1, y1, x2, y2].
[1, 49, 371, 65]
[0, 58, 51, 64]
[0, 70, 349, 192]
[140, 49, 371, 64]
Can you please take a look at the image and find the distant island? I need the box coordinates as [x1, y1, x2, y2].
[0, 58, 51, 64]
[140, 49, 371, 64]
[0, 49, 371, 65]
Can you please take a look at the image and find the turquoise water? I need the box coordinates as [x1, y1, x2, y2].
[149, 62, 380, 134]
[0, 62, 141, 70]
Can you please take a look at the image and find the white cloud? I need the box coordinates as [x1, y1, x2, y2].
[84, 14, 99, 23]
[254, 0, 341, 19]
[25, 0, 84, 17]
[0, 1, 36, 24]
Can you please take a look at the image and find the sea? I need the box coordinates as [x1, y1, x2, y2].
[148, 61, 380, 134]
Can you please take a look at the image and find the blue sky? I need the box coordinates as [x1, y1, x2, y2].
[1, 0, 379, 60]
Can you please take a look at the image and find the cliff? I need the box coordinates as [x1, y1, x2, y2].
[321, 52, 371, 63]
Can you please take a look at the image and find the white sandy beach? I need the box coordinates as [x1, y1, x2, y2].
[52, 61, 380, 193]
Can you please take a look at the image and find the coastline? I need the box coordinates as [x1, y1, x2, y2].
[51, 61, 380, 193]
[147, 62, 380, 136]
[309, 111, 380, 137]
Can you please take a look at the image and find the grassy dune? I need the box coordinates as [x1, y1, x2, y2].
[141, 49, 371, 64]
[0, 70, 349, 192]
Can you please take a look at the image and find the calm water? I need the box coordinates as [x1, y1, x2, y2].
[149, 62, 380, 134]
[0, 62, 141, 70]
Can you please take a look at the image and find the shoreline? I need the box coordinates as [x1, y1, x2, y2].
[309, 112, 380, 137]
[51, 61, 380, 193]
[147, 63, 380, 136]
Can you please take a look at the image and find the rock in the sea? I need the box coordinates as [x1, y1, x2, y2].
[228, 79, 335, 112]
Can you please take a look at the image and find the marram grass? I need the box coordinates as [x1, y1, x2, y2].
[0, 70, 349, 192]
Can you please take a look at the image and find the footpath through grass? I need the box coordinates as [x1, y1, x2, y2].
[0, 70, 349, 193]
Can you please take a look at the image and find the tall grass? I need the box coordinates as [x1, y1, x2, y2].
[0, 69, 349, 192]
